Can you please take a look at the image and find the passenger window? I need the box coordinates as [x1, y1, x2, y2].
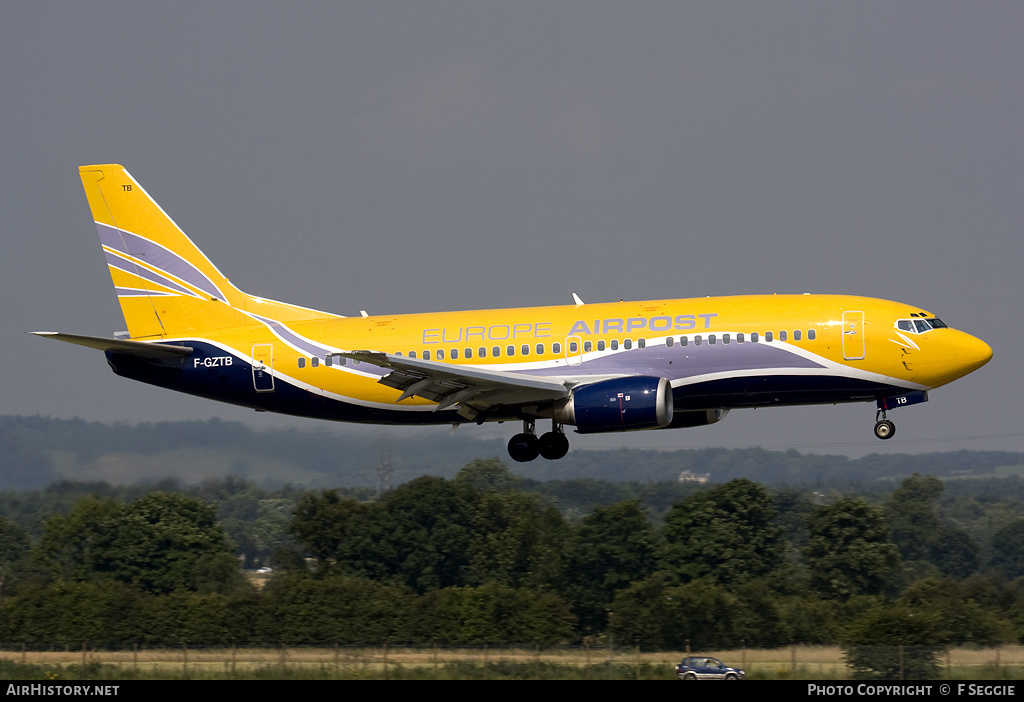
[436, 349, 445, 360]
[537, 343, 546, 354]
[507, 345, 515, 356]
[597, 340, 605, 351]
[297, 357, 306, 368]
[423, 350, 430, 360]
[325, 355, 333, 367]
[610, 340, 619, 350]
[793, 330, 801, 341]
[521, 344, 530, 356]
[311, 357, 319, 367]
[765, 332, 773, 342]
[624, 339, 632, 350]
[583, 341, 592, 352]
[451, 349, 458, 360]
[569, 341, 578, 353]
[808, 329, 816, 340]
[694, 336, 702, 346]
[751, 332, 759, 343]
[723, 334, 730, 344]
[478, 347, 486, 358]
[680, 336, 688, 347]
[666, 337, 674, 348]
[464, 348, 472, 359]
[638, 338, 645, 349]
[779, 331, 787, 341]
[737, 333, 744, 343]
[492, 346, 501, 357]
[409, 351, 417, 358]
[708, 335, 716, 345]
[552, 342, 561, 354]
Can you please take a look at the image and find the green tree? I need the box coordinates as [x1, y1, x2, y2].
[559, 500, 657, 634]
[338, 476, 479, 592]
[804, 498, 899, 600]
[659, 478, 783, 585]
[990, 519, 1024, 579]
[35, 496, 121, 583]
[607, 575, 743, 649]
[898, 577, 1013, 646]
[842, 604, 947, 679]
[885, 474, 979, 579]
[415, 583, 576, 645]
[464, 489, 567, 590]
[0, 516, 30, 601]
[453, 457, 523, 493]
[287, 489, 371, 570]
[34, 492, 245, 595]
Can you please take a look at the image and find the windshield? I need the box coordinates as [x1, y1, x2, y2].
[897, 317, 948, 334]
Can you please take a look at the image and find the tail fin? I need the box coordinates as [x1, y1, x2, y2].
[79, 164, 334, 339]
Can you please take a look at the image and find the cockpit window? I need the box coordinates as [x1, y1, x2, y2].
[897, 317, 947, 334]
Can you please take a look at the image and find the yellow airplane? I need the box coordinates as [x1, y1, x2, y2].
[34, 164, 993, 462]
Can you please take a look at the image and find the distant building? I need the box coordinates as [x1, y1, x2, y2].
[678, 471, 710, 483]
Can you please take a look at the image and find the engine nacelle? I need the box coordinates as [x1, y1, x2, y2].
[664, 408, 729, 429]
[554, 376, 674, 434]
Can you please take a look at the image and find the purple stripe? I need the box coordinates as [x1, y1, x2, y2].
[97, 223, 225, 301]
[524, 341, 826, 383]
[106, 251, 196, 296]
[115, 287, 175, 297]
[251, 314, 332, 359]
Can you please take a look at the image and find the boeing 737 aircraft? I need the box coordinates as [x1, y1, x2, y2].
[34, 164, 993, 462]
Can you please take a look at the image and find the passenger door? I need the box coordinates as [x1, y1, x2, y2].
[252, 343, 275, 392]
[842, 311, 865, 360]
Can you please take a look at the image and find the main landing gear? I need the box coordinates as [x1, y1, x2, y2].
[508, 420, 570, 462]
[873, 409, 896, 440]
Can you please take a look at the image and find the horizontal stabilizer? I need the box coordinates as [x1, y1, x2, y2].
[30, 332, 193, 359]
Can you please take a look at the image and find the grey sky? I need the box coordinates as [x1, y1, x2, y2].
[3, 2, 1021, 458]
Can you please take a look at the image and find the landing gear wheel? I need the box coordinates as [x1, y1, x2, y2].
[874, 419, 896, 440]
[538, 431, 570, 460]
[507, 433, 540, 462]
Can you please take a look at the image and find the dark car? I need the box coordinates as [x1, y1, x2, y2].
[675, 656, 745, 680]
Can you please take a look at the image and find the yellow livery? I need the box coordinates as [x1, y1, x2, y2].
[34, 164, 993, 462]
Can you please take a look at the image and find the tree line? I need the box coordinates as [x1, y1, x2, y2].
[4, 414, 1024, 489]
[1, 458, 1024, 667]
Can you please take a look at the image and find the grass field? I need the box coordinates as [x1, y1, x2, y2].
[2, 645, 1024, 680]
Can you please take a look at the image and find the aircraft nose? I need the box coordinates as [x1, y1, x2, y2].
[956, 333, 993, 373]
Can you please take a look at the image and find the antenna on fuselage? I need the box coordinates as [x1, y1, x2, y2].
[572, 293, 584, 307]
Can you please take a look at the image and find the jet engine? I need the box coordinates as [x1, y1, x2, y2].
[554, 376, 674, 433]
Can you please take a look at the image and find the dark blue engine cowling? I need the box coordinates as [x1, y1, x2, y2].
[560, 376, 674, 434]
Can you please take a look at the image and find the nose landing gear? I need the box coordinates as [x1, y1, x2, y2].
[507, 420, 570, 462]
[874, 409, 896, 440]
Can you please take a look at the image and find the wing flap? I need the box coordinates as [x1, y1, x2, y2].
[336, 350, 570, 412]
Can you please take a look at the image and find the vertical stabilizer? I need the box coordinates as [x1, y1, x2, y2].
[78, 164, 335, 339]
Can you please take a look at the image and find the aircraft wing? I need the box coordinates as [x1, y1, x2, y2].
[31, 332, 194, 359]
[337, 350, 571, 415]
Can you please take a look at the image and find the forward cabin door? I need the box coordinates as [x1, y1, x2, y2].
[252, 343, 275, 392]
[842, 311, 865, 360]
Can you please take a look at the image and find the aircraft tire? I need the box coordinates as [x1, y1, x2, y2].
[538, 431, 570, 460]
[873, 419, 896, 440]
[508, 433, 540, 462]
